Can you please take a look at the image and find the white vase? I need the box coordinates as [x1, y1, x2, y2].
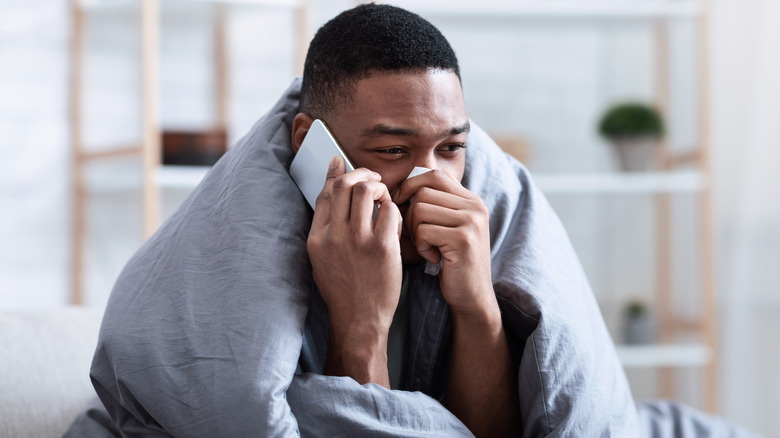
[623, 314, 657, 345]
[611, 136, 660, 172]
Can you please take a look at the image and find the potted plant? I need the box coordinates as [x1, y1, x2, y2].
[622, 299, 656, 345]
[598, 102, 665, 172]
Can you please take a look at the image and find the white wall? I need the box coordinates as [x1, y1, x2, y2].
[1, 0, 71, 308]
[710, 0, 780, 434]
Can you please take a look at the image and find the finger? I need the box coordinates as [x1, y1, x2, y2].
[408, 201, 462, 230]
[350, 180, 392, 231]
[413, 223, 444, 265]
[392, 169, 468, 205]
[312, 156, 345, 228]
[402, 190, 462, 243]
[374, 199, 402, 243]
[407, 188, 466, 216]
[330, 167, 382, 224]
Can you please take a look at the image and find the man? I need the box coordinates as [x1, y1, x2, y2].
[74, 4, 642, 437]
[291, 5, 519, 436]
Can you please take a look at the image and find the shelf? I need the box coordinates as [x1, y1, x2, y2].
[616, 343, 712, 368]
[80, 0, 303, 9]
[389, 0, 701, 19]
[155, 165, 210, 188]
[532, 170, 706, 194]
[87, 164, 210, 193]
[182, 0, 302, 5]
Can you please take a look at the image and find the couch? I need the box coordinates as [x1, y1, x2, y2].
[0, 306, 103, 438]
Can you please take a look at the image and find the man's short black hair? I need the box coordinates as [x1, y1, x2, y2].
[300, 3, 460, 117]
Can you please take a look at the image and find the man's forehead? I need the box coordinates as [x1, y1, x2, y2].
[359, 121, 470, 139]
[338, 70, 466, 126]
[350, 68, 460, 94]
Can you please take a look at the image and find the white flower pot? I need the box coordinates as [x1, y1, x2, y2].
[611, 136, 661, 172]
[623, 314, 657, 345]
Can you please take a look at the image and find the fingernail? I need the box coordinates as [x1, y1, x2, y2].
[329, 156, 339, 169]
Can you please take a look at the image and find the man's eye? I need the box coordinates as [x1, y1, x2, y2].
[381, 148, 405, 155]
[441, 144, 466, 152]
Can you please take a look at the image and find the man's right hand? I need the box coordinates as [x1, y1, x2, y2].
[307, 156, 403, 388]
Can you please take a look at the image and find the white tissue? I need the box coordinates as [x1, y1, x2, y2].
[406, 167, 443, 276]
[407, 166, 434, 179]
[424, 259, 443, 276]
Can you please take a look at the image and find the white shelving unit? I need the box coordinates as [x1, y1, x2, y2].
[389, 0, 699, 18]
[400, 1, 700, 19]
[616, 343, 712, 368]
[533, 170, 707, 194]
[70, 0, 309, 303]
[85, 164, 211, 193]
[154, 166, 212, 189]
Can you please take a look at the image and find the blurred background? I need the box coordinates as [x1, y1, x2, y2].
[1, 0, 778, 435]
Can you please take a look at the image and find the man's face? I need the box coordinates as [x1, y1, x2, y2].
[324, 69, 469, 264]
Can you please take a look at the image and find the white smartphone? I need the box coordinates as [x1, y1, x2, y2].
[290, 119, 355, 210]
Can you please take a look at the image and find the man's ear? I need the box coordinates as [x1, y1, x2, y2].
[291, 113, 315, 154]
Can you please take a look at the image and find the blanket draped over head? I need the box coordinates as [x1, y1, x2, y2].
[82, 79, 758, 438]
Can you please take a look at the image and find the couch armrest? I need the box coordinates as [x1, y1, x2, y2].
[0, 306, 103, 438]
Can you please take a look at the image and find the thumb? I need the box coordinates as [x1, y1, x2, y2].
[314, 156, 346, 212]
[325, 155, 346, 182]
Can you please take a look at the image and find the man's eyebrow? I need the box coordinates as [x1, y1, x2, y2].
[361, 124, 416, 138]
[447, 122, 470, 137]
[360, 121, 471, 138]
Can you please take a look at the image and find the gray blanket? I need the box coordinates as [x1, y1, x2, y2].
[80, 78, 759, 437]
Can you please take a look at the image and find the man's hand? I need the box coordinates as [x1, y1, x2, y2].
[393, 169, 521, 438]
[307, 156, 403, 388]
[393, 169, 494, 315]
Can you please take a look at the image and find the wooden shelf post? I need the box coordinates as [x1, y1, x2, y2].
[69, 0, 86, 305]
[697, 0, 718, 413]
[140, 0, 161, 239]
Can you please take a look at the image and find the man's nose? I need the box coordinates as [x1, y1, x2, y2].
[413, 153, 438, 171]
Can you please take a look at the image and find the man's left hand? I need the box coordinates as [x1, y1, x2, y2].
[392, 169, 494, 315]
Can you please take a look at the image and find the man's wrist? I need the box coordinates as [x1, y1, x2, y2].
[449, 289, 503, 334]
[325, 322, 391, 387]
